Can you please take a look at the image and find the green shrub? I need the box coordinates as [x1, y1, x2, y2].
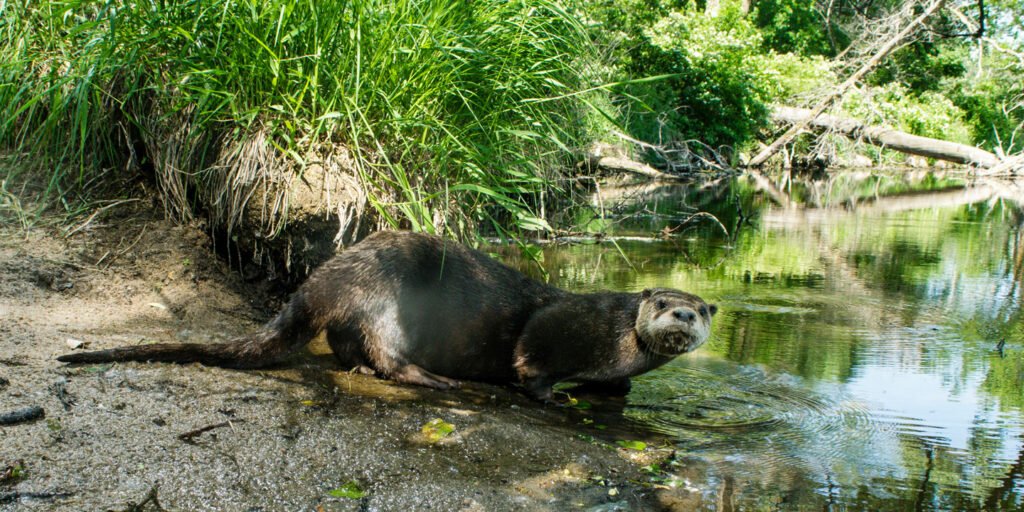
[624, 7, 771, 150]
[949, 51, 1024, 155]
[751, 0, 841, 56]
[749, 51, 834, 100]
[841, 83, 972, 145]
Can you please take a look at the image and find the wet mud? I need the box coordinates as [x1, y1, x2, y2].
[0, 204, 713, 511]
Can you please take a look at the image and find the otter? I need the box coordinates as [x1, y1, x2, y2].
[58, 231, 716, 401]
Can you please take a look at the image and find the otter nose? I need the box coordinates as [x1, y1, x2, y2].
[672, 308, 696, 322]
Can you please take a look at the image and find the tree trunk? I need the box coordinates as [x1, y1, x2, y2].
[770, 105, 1000, 167]
[749, 0, 948, 166]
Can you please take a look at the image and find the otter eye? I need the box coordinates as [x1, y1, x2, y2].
[655, 299, 667, 310]
[699, 306, 708, 316]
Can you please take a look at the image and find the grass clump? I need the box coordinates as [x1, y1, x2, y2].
[1, 0, 601, 253]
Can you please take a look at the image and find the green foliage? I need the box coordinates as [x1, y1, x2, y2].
[749, 52, 833, 100]
[949, 50, 1024, 154]
[3, 0, 1020, 234]
[573, 0, 848, 152]
[577, 0, 689, 36]
[0, 0, 601, 235]
[842, 83, 972, 145]
[953, 87, 1024, 155]
[615, 439, 647, 450]
[751, 0, 841, 56]
[625, 7, 771, 149]
[869, 42, 968, 94]
[866, 4, 1024, 155]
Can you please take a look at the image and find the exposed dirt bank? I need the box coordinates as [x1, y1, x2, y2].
[0, 203, 717, 511]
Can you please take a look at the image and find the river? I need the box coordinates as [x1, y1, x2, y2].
[532, 170, 1024, 510]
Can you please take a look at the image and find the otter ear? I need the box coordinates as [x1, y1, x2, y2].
[708, 304, 718, 316]
[640, 289, 653, 299]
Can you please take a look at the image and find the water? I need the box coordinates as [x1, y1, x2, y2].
[535, 171, 1024, 510]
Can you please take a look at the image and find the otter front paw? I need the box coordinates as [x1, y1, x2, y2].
[570, 378, 632, 396]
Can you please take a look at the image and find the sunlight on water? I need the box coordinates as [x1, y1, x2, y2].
[539, 171, 1024, 510]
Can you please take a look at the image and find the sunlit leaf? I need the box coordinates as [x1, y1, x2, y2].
[615, 440, 646, 450]
[422, 418, 455, 441]
[328, 481, 365, 499]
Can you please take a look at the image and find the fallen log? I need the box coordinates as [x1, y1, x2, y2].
[982, 155, 1024, 175]
[749, 0, 947, 166]
[770, 105, 1001, 167]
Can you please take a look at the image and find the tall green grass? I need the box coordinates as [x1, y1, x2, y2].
[1, 0, 602, 239]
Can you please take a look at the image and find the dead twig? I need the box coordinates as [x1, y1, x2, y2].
[659, 212, 733, 270]
[49, 381, 76, 410]
[62, 199, 140, 239]
[98, 223, 148, 268]
[178, 419, 244, 442]
[0, 490, 73, 504]
[0, 406, 45, 426]
[117, 484, 165, 512]
[660, 212, 730, 239]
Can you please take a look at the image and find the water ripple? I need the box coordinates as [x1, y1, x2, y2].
[626, 359, 892, 478]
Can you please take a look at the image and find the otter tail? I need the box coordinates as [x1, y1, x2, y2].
[56, 338, 256, 368]
[57, 298, 322, 369]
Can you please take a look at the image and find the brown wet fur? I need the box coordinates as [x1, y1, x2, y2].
[58, 231, 717, 400]
[513, 288, 717, 402]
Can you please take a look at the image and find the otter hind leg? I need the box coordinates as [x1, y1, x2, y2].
[390, 364, 461, 390]
[350, 318, 460, 390]
[325, 322, 376, 374]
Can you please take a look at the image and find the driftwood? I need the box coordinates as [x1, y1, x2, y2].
[591, 155, 684, 180]
[585, 143, 684, 180]
[750, 0, 947, 166]
[982, 155, 1024, 176]
[178, 419, 243, 441]
[770, 106, 1000, 167]
[0, 406, 44, 426]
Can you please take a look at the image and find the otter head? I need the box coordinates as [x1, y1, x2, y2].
[635, 288, 717, 356]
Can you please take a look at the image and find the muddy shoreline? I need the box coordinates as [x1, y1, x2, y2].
[0, 204, 715, 511]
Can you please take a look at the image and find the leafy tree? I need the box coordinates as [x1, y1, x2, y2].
[751, 0, 843, 56]
[624, 8, 771, 149]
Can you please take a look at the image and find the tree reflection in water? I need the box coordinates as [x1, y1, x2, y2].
[518, 170, 1024, 510]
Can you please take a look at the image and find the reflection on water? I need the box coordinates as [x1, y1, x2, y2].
[542, 171, 1024, 510]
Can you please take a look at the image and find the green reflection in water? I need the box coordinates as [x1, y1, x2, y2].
[519, 172, 1024, 510]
